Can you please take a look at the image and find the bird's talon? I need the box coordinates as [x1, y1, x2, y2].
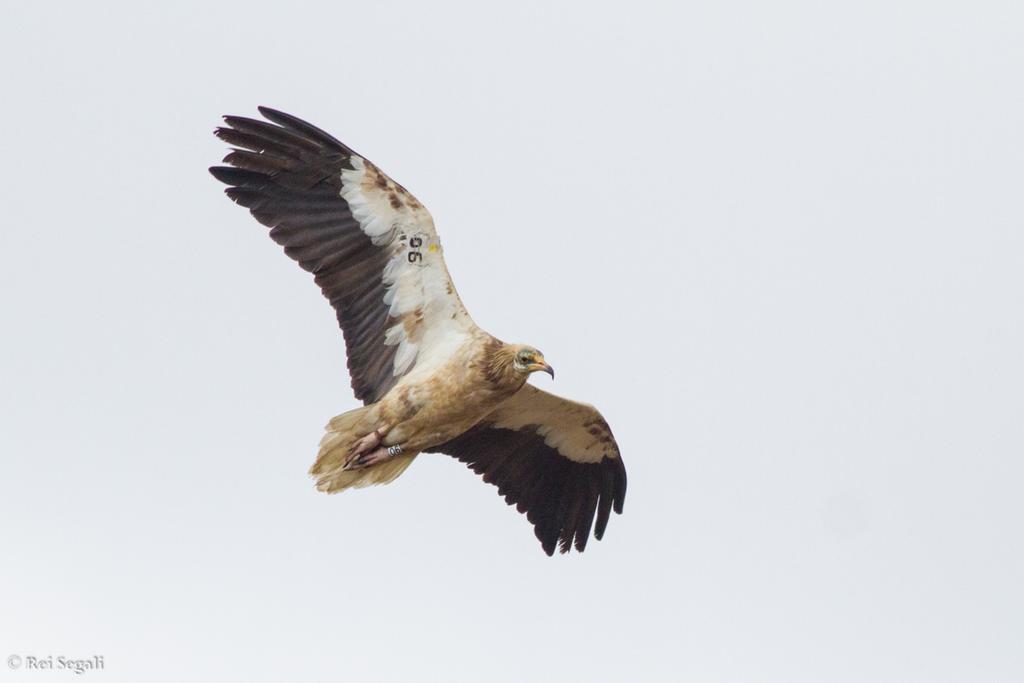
[346, 425, 392, 460]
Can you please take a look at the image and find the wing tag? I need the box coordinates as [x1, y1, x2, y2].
[406, 232, 432, 266]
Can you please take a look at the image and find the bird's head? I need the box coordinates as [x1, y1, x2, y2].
[511, 345, 554, 379]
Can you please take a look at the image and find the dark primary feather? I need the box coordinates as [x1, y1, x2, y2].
[258, 106, 356, 155]
[427, 425, 627, 555]
[209, 108, 398, 403]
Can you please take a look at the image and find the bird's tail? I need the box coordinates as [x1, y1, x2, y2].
[309, 405, 416, 493]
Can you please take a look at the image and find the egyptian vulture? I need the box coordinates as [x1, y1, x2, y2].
[209, 108, 626, 555]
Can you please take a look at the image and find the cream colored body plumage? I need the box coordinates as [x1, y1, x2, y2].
[211, 108, 626, 555]
[374, 338, 524, 452]
[316, 336, 529, 487]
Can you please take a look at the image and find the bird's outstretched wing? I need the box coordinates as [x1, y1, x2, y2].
[210, 107, 476, 403]
[428, 385, 626, 555]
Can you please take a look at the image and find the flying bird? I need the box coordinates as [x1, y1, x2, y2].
[209, 108, 626, 555]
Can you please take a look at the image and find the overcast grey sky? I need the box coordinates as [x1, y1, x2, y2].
[1, 1, 1022, 681]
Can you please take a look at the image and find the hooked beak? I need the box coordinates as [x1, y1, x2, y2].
[532, 361, 555, 379]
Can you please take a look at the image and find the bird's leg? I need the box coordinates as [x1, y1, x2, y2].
[343, 425, 391, 468]
[344, 443, 406, 470]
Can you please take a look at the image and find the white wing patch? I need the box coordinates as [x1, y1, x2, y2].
[339, 156, 475, 379]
